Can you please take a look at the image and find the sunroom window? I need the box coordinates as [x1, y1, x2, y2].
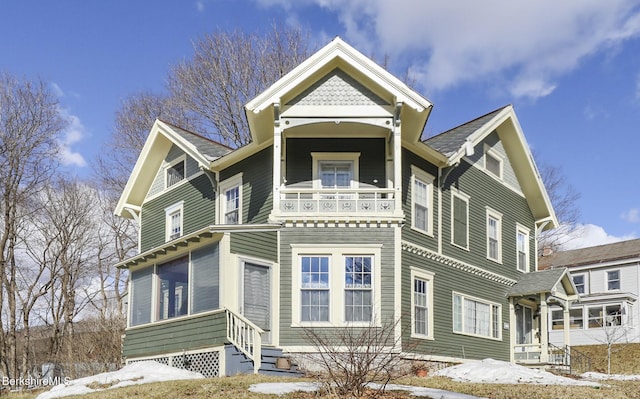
[158, 257, 189, 320]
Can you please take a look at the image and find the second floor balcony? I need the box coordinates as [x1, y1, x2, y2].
[279, 185, 396, 215]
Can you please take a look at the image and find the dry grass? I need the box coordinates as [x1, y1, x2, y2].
[6, 374, 640, 399]
[574, 343, 640, 374]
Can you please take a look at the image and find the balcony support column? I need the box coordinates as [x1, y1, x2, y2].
[273, 103, 282, 212]
[393, 102, 402, 215]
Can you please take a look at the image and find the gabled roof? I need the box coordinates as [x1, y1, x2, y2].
[244, 37, 433, 145]
[508, 268, 577, 299]
[539, 238, 640, 270]
[114, 120, 231, 218]
[424, 105, 558, 230]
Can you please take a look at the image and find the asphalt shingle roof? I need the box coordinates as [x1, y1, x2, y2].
[507, 268, 567, 297]
[539, 238, 640, 270]
[160, 120, 232, 161]
[423, 106, 509, 158]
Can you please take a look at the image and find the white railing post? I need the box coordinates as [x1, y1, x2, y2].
[225, 308, 263, 374]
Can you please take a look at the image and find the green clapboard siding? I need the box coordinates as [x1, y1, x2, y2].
[123, 311, 227, 358]
[401, 149, 439, 252]
[402, 251, 512, 361]
[278, 226, 396, 346]
[285, 138, 386, 187]
[441, 160, 536, 280]
[231, 231, 278, 262]
[220, 146, 273, 225]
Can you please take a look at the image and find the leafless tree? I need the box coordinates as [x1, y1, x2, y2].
[535, 155, 581, 254]
[0, 72, 65, 378]
[169, 24, 311, 147]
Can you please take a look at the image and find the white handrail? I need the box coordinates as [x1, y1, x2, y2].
[225, 308, 264, 374]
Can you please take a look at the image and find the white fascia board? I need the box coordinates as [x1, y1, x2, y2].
[245, 37, 432, 115]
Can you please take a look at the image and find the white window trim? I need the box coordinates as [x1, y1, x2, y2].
[164, 154, 187, 190]
[452, 291, 502, 341]
[486, 207, 503, 263]
[410, 267, 434, 340]
[410, 165, 434, 236]
[450, 189, 470, 250]
[516, 224, 530, 273]
[311, 152, 361, 189]
[572, 273, 587, 295]
[484, 145, 503, 180]
[606, 269, 621, 292]
[291, 244, 382, 328]
[219, 173, 243, 225]
[165, 201, 184, 242]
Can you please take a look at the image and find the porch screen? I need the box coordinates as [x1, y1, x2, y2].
[158, 256, 189, 320]
[191, 243, 219, 313]
[130, 267, 153, 326]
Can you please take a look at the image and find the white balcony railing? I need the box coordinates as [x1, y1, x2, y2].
[279, 187, 395, 214]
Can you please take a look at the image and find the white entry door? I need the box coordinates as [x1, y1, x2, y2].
[242, 262, 271, 344]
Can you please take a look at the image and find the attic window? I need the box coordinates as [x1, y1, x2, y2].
[484, 148, 502, 179]
[166, 157, 186, 188]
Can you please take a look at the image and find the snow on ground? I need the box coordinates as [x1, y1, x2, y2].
[432, 358, 599, 386]
[35, 361, 204, 399]
[582, 372, 640, 381]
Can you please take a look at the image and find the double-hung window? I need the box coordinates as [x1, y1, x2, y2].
[411, 166, 434, 235]
[572, 274, 586, 294]
[516, 225, 530, 272]
[344, 256, 373, 322]
[486, 208, 502, 263]
[165, 201, 184, 241]
[411, 269, 434, 339]
[220, 173, 242, 225]
[300, 256, 330, 322]
[607, 270, 620, 291]
[292, 245, 381, 326]
[453, 292, 501, 340]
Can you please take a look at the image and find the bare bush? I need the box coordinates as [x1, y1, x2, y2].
[301, 317, 409, 398]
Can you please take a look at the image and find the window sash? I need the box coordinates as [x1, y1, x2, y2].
[413, 179, 429, 232]
[344, 256, 373, 322]
[130, 267, 153, 326]
[452, 195, 468, 247]
[158, 257, 189, 320]
[319, 161, 352, 189]
[607, 271, 620, 290]
[516, 231, 527, 271]
[414, 278, 429, 336]
[169, 210, 181, 240]
[485, 152, 501, 178]
[453, 294, 500, 339]
[487, 216, 500, 261]
[301, 256, 330, 322]
[225, 186, 240, 224]
[573, 275, 585, 294]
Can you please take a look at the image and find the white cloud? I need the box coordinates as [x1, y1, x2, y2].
[261, 0, 640, 100]
[58, 108, 88, 168]
[196, 0, 205, 12]
[561, 223, 635, 250]
[51, 82, 65, 98]
[621, 208, 640, 223]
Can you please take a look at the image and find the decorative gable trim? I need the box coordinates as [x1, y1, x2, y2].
[402, 240, 517, 286]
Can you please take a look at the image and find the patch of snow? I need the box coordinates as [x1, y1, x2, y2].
[249, 382, 321, 395]
[433, 358, 600, 386]
[373, 383, 487, 399]
[36, 361, 204, 399]
[583, 372, 640, 381]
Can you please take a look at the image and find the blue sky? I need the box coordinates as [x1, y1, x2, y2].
[2, 0, 640, 249]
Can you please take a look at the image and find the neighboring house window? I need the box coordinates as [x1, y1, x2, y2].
[411, 269, 434, 339]
[300, 256, 330, 322]
[411, 166, 434, 235]
[344, 256, 373, 322]
[588, 304, 623, 328]
[165, 201, 184, 241]
[451, 190, 469, 249]
[484, 147, 503, 179]
[607, 270, 620, 291]
[572, 274, 586, 294]
[486, 208, 502, 262]
[292, 245, 381, 326]
[158, 256, 189, 320]
[128, 243, 220, 327]
[165, 156, 186, 188]
[453, 293, 501, 340]
[516, 225, 529, 272]
[220, 173, 242, 224]
[551, 308, 584, 330]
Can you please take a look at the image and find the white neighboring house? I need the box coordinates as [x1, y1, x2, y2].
[540, 239, 640, 347]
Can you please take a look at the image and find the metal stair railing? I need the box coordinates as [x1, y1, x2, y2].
[225, 308, 264, 374]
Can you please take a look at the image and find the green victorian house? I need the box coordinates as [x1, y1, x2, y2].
[114, 38, 578, 377]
